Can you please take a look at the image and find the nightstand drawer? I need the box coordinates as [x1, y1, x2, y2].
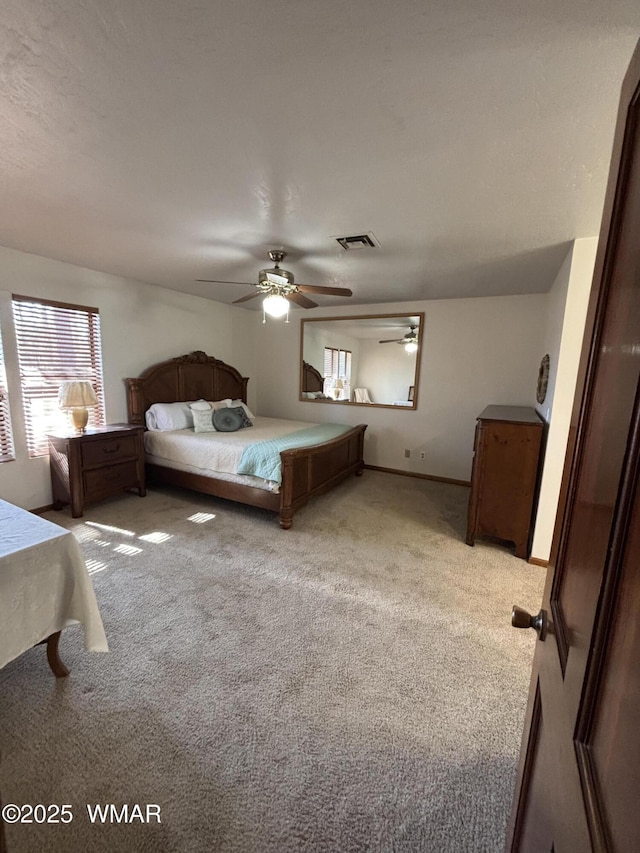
[83, 461, 140, 500]
[81, 435, 138, 468]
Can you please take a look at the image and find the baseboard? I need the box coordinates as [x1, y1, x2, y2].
[528, 556, 549, 567]
[364, 464, 470, 488]
[31, 504, 55, 515]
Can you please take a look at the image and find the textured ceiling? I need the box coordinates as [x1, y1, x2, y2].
[1, 1, 639, 310]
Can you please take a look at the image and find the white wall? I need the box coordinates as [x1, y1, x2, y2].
[253, 294, 547, 482]
[357, 339, 416, 404]
[530, 237, 598, 562]
[0, 246, 250, 510]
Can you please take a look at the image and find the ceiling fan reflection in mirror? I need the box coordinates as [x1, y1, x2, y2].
[197, 250, 353, 323]
[379, 325, 419, 354]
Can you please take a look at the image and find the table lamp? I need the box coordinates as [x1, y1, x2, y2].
[333, 378, 344, 400]
[58, 381, 98, 433]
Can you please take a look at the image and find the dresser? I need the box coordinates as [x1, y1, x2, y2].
[466, 406, 543, 560]
[48, 424, 146, 518]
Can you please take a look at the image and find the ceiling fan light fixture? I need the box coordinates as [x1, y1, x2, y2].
[263, 293, 290, 318]
[404, 341, 418, 354]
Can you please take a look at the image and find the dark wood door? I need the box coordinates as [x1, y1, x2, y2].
[507, 41, 640, 852]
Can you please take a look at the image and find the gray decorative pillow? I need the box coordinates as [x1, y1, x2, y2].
[235, 406, 254, 428]
[212, 406, 252, 432]
[192, 409, 216, 433]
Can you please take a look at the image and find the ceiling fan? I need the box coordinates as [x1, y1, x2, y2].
[197, 250, 353, 320]
[379, 325, 419, 354]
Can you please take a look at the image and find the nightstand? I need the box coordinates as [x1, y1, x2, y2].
[48, 424, 146, 518]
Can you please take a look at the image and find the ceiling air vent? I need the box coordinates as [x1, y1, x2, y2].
[334, 232, 380, 251]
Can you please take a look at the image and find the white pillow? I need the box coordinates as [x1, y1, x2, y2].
[208, 398, 232, 412]
[189, 400, 212, 412]
[146, 402, 193, 431]
[145, 409, 159, 430]
[228, 399, 255, 420]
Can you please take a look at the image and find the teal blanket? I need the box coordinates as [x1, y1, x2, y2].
[237, 423, 352, 483]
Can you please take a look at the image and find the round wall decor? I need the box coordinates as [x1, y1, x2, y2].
[537, 354, 550, 404]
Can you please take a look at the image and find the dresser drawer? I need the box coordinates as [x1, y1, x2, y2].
[81, 435, 138, 468]
[83, 461, 140, 500]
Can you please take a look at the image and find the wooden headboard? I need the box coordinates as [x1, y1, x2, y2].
[302, 361, 324, 393]
[125, 351, 249, 426]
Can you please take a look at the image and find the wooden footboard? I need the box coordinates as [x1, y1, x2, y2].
[145, 424, 367, 528]
[278, 424, 367, 528]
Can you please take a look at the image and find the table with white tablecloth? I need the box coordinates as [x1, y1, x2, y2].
[0, 499, 108, 673]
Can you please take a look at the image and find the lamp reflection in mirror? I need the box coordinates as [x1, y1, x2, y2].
[262, 294, 290, 324]
[58, 380, 98, 433]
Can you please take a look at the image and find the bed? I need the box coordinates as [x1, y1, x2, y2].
[301, 360, 324, 394]
[125, 351, 367, 528]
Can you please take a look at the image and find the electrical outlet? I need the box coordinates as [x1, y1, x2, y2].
[404, 449, 410, 458]
[420, 451, 426, 460]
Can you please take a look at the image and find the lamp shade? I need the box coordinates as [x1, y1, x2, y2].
[263, 294, 290, 318]
[58, 380, 98, 409]
[334, 378, 344, 390]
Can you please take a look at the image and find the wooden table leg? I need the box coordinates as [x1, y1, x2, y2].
[45, 631, 70, 678]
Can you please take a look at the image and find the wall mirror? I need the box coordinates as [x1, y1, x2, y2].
[299, 313, 424, 409]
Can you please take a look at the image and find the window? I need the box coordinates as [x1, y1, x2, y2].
[323, 347, 352, 400]
[0, 326, 15, 462]
[12, 295, 106, 457]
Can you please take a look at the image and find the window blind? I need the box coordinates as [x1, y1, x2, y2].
[323, 347, 336, 378]
[0, 326, 15, 463]
[323, 347, 352, 399]
[12, 295, 106, 457]
[323, 347, 352, 379]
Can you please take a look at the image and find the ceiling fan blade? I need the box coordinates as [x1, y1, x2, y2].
[196, 279, 255, 285]
[232, 291, 261, 304]
[287, 292, 318, 309]
[379, 338, 403, 344]
[296, 283, 353, 297]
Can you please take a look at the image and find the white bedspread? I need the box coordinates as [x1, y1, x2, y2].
[144, 416, 318, 491]
[0, 499, 108, 669]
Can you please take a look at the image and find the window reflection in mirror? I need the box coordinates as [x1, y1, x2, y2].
[300, 313, 424, 408]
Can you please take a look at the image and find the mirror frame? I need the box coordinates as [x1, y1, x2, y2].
[299, 312, 424, 410]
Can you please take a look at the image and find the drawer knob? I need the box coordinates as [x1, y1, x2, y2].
[103, 443, 120, 454]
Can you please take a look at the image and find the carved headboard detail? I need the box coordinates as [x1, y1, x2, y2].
[302, 361, 324, 394]
[125, 351, 249, 426]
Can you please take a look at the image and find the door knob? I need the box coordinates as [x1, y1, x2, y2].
[512, 606, 546, 640]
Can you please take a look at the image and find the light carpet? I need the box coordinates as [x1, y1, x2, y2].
[0, 472, 544, 852]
